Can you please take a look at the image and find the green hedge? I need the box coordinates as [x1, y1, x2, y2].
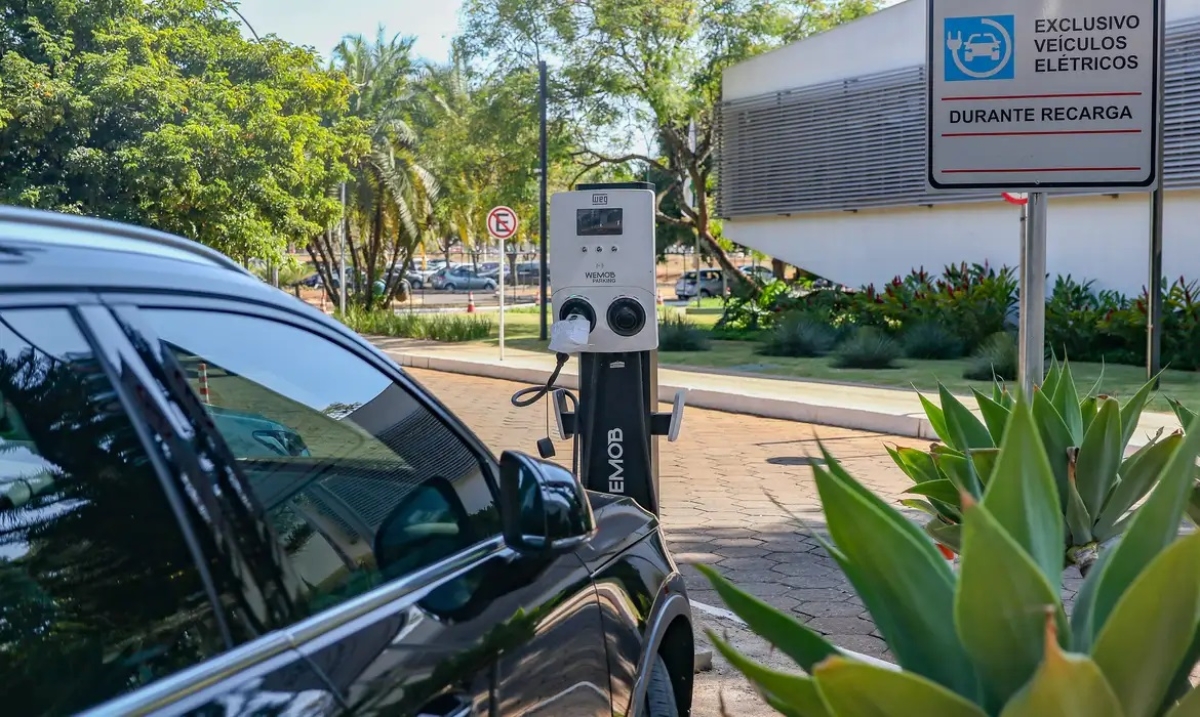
[718, 264, 1200, 370]
[336, 308, 493, 342]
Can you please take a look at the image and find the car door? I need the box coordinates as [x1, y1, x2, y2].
[0, 296, 340, 717]
[106, 295, 614, 717]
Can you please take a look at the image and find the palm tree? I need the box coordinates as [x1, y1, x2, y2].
[327, 28, 440, 309]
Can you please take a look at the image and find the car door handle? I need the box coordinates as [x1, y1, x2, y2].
[416, 693, 471, 717]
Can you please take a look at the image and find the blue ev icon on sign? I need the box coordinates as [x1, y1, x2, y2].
[944, 15, 1015, 82]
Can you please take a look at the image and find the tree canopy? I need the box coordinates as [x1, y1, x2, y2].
[1, 0, 880, 294]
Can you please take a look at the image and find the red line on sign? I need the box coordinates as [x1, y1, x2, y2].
[941, 129, 1143, 138]
[943, 167, 1142, 174]
[941, 91, 1143, 101]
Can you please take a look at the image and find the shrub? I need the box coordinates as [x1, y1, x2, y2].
[902, 322, 964, 360]
[964, 331, 1018, 381]
[701, 396, 1200, 717]
[337, 309, 492, 342]
[898, 360, 1165, 570]
[756, 313, 836, 358]
[832, 327, 902, 369]
[657, 315, 711, 352]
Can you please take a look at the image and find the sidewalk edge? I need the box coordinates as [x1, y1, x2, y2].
[392, 352, 939, 441]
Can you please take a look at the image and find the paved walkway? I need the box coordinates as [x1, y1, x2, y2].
[375, 338, 1179, 450]
[403, 367, 1096, 666]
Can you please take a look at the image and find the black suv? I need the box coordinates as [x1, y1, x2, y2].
[0, 207, 693, 717]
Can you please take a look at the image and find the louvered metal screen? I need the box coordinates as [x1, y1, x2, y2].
[717, 17, 1200, 218]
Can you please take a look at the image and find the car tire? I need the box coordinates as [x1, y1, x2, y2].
[644, 652, 680, 717]
[699, 289, 712, 298]
[444, 283, 456, 292]
[484, 281, 496, 291]
[412, 279, 423, 290]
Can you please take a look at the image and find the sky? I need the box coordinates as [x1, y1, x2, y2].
[234, 0, 465, 63]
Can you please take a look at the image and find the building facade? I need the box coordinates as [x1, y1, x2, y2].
[717, 0, 1200, 295]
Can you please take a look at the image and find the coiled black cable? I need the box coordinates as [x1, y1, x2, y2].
[510, 351, 581, 476]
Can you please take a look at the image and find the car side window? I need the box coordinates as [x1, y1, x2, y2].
[0, 308, 233, 715]
[135, 308, 502, 619]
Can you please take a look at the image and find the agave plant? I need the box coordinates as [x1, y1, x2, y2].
[892, 359, 1169, 573]
[700, 397, 1200, 716]
[1167, 399, 1200, 527]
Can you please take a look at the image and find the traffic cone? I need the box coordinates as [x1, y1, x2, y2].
[656, 291, 664, 306]
[198, 362, 211, 405]
[467, 291, 476, 313]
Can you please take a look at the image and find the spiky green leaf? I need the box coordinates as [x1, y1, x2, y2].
[1094, 432, 1183, 540]
[810, 459, 975, 696]
[919, 392, 953, 447]
[954, 499, 1067, 705]
[1033, 389, 1074, 505]
[926, 518, 963, 552]
[813, 657, 987, 717]
[1066, 470, 1094, 545]
[1169, 398, 1198, 430]
[982, 395, 1066, 589]
[1053, 360, 1085, 445]
[1074, 398, 1123, 518]
[940, 384, 994, 450]
[1086, 416, 1200, 643]
[890, 446, 941, 484]
[1120, 374, 1162, 448]
[934, 452, 982, 500]
[1081, 396, 1099, 434]
[905, 479, 962, 506]
[1092, 532, 1200, 717]
[970, 448, 1001, 486]
[900, 498, 940, 517]
[1000, 614, 1123, 717]
[973, 389, 1011, 446]
[1165, 686, 1200, 717]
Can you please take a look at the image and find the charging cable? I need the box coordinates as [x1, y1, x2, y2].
[510, 352, 581, 477]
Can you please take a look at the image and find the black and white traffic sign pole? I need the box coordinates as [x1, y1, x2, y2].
[487, 206, 519, 361]
[928, 0, 1162, 395]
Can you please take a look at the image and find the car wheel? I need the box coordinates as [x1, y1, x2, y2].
[644, 652, 680, 717]
[412, 279, 423, 290]
[484, 281, 496, 291]
[444, 283, 456, 292]
[699, 289, 712, 298]
[675, 295, 686, 301]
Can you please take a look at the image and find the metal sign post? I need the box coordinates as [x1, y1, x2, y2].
[487, 206, 519, 361]
[1019, 193, 1047, 396]
[928, 0, 1162, 393]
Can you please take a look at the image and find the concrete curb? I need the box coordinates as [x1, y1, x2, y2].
[392, 352, 942, 441]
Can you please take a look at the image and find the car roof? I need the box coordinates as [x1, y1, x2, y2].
[0, 207, 325, 318]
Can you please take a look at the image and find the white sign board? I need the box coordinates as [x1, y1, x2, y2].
[927, 0, 1161, 190]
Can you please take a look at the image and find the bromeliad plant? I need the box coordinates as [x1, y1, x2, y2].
[700, 398, 1200, 717]
[891, 358, 1170, 573]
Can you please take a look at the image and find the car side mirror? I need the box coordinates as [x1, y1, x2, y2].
[499, 451, 595, 554]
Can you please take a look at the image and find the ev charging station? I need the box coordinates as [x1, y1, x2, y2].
[539, 182, 686, 517]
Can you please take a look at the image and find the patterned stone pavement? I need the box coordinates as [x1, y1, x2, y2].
[403, 367, 1085, 662]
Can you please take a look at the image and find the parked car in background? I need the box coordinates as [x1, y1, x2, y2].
[675, 269, 727, 300]
[0, 206, 695, 717]
[514, 260, 548, 285]
[431, 265, 497, 291]
[739, 264, 775, 283]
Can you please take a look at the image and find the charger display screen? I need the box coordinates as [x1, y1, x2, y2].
[576, 208, 623, 236]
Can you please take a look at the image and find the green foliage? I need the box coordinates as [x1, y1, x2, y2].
[964, 333, 1018, 382]
[658, 315, 711, 352]
[897, 360, 1170, 572]
[705, 399, 1200, 716]
[833, 328, 902, 369]
[0, 0, 360, 262]
[903, 322, 966, 360]
[336, 309, 492, 342]
[757, 313, 837, 358]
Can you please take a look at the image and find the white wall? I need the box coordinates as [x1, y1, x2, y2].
[720, 0, 1200, 294]
[728, 192, 1200, 296]
[724, 0, 1200, 100]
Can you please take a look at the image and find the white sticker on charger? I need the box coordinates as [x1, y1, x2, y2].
[548, 314, 591, 353]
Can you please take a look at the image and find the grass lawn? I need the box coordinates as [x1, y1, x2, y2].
[478, 314, 1200, 415]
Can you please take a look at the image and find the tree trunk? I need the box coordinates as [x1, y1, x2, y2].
[772, 258, 787, 280]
